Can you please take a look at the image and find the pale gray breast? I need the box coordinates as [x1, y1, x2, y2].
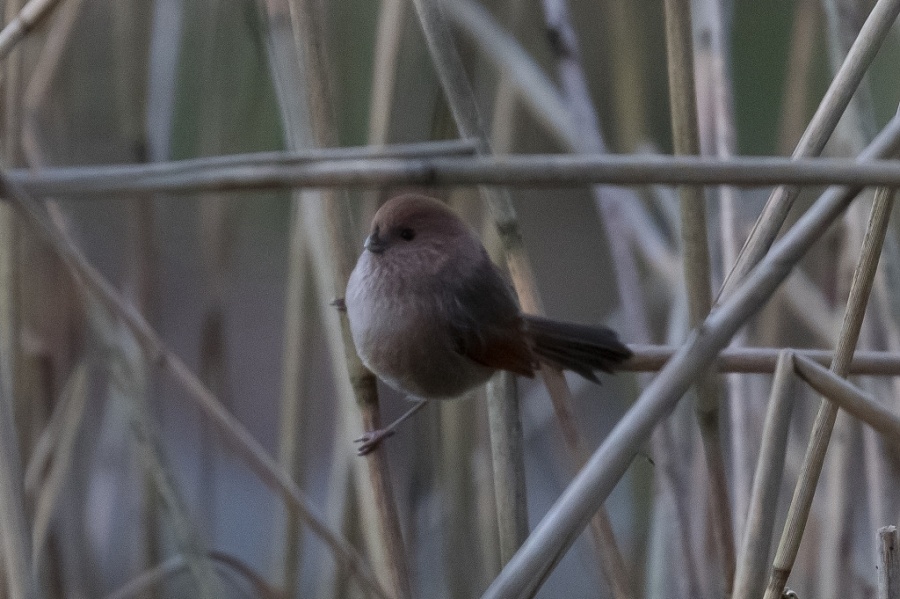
[345, 254, 493, 399]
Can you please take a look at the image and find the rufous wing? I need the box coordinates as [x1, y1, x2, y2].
[459, 329, 537, 378]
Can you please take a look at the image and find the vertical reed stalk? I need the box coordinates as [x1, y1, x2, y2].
[878, 525, 899, 599]
[286, 1, 413, 596]
[663, 0, 735, 590]
[483, 1, 529, 569]
[764, 186, 895, 599]
[262, 0, 413, 596]
[733, 351, 796, 599]
[368, 0, 406, 146]
[777, 0, 819, 155]
[408, 0, 537, 582]
[409, 1, 632, 596]
[0, 0, 44, 596]
[276, 210, 311, 596]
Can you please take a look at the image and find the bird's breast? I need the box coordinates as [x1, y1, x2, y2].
[345, 259, 493, 399]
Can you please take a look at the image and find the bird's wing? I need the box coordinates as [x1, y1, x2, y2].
[443, 257, 536, 378]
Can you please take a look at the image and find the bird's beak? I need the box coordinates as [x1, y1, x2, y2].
[364, 229, 387, 254]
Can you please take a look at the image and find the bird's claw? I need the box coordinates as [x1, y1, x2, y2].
[355, 428, 396, 455]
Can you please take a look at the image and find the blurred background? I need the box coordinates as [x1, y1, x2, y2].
[5, 0, 900, 597]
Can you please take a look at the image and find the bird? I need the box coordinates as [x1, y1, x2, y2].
[343, 193, 632, 454]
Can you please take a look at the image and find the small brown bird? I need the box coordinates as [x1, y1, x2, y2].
[344, 194, 632, 453]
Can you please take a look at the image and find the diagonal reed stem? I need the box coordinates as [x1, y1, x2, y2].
[480, 105, 900, 599]
[717, 0, 900, 301]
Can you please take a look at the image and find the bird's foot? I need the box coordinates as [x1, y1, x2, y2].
[355, 428, 396, 456]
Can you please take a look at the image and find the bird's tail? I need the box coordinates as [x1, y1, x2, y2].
[523, 315, 632, 383]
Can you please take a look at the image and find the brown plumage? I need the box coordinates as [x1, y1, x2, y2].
[345, 193, 632, 401]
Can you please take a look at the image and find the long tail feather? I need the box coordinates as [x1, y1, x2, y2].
[523, 315, 632, 382]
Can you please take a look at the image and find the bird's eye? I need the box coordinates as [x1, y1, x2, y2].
[399, 228, 415, 241]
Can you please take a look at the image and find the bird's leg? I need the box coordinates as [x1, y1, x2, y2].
[355, 398, 429, 456]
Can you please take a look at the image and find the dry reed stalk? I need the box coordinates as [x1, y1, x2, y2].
[275, 205, 312, 596]
[647, 375, 704, 597]
[604, 0, 647, 151]
[717, 0, 900, 299]
[0, 311, 35, 599]
[99, 309, 221, 599]
[481, 105, 900, 599]
[27, 360, 88, 571]
[820, 4, 883, 593]
[285, 0, 413, 594]
[663, 0, 734, 589]
[693, 0, 754, 543]
[484, 0, 526, 152]
[410, 0, 537, 590]
[486, 371, 528, 565]
[142, 0, 183, 586]
[259, 9, 315, 589]
[878, 526, 900, 599]
[264, 0, 412, 594]
[442, 0, 577, 148]
[0, 175, 389, 599]
[20, 0, 85, 165]
[763, 185, 895, 599]
[777, 0, 819, 155]
[477, 0, 530, 569]
[623, 345, 900, 375]
[19, 154, 900, 195]
[194, 0, 231, 539]
[0, 0, 61, 61]
[411, 0, 634, 595]
[792, 354, 900, 445]
[732, 351, 796, 599]
[867, 261, 900, 529]
[103, 551, 286, 599]
[0, 0, 48, 596]
[368, 0, 406, 145]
